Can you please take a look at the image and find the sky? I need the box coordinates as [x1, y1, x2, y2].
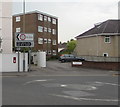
[12, 0, 119, 43]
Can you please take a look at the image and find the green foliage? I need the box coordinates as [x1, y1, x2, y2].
[67, 40, 76, 54]
[58, 39, 77, 55]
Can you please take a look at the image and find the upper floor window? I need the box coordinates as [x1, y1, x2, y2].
[44, 27, 47, 32]
[48, 17, 51, 22]
[38, 38, 43, 44]
[38, 26, 43, 32]
[44, 16, 47, 21]
[16, 27, 21, 32]
[48, 28, 51, 33]
[52, 40, 56, 45]
[104, 36, 111, 43]
[48, 39, 51, 43]
[44, 38, 47, 43]
[52, 18, 56, 24]
[52, 29, 56, 35]
[16, 16, 20, 22]
[38, 14, 43, 21]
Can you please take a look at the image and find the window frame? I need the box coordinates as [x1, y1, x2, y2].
[104, 36, 111, 43]
[16, 27, 21, 32]
[16, 16, 20, 22]
[38, 26, 43, 32]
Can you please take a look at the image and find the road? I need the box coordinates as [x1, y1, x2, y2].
[2, 60, 119, 105]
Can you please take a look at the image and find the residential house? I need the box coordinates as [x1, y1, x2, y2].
[75, 20, 120, 70]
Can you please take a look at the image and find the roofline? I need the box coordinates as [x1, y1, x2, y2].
[76, 33, 120, 39]
[13, 10, 58, 19]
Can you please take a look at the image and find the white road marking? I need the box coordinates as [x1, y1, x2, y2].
[23, 79, 48, 85]
[51, 94, 119, 102]
[60, 85, 67, 87]
[95, 81, 120, 86]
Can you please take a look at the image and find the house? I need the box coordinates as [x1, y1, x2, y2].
[13, 10, 58, 56]
[75, 20, 120, 70]
[58, 42, 67, 52]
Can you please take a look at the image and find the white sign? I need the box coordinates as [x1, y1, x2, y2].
[15, 33, 34, 47]
[72, 62, 82, 65]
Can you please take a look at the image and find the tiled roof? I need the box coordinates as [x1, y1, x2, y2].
[76, 20, 120, 38]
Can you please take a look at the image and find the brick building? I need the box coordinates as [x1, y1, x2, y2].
[13, 10, 58, 56]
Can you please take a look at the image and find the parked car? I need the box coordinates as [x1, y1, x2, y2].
[59, 54, 85, 63]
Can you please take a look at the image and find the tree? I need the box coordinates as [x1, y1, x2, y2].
[67, 40, 76, 54]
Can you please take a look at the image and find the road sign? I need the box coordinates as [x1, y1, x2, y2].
[15, 33, 34, 47]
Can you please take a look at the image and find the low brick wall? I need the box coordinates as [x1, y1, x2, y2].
[81, 61, 120, 71]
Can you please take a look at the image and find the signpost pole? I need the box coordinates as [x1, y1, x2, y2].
[18, 47, 20, 72]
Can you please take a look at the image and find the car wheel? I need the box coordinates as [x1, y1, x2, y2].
[61, 59, 65, 63]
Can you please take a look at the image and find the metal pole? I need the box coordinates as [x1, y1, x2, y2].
[23, 0, 25, 72]
[18, 48, 20, 72]
[28, 48, 31, 72]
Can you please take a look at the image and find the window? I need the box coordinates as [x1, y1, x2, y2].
[44, 39, 47, 43]
[53, 50, 56, 55]
[104, 36, 111, 43]
[48, 28, 51, 33]
[16, 16, 20, 22]
[16, 28, 21, 32]
[48, 17, 51, 22]
[48, 50, 51, 55]
[44, 27, 47, 32]
[38, 26, 43, 32]
[38, 38, 43, 44]
[52, 40, 56, 45]
[52, 29, 56, 35]
[48, 39, 51, 43]
[38, 14, 43, 21]
[52, 18, 56, 24]
[44, 16, 47, 21]
[103, 53, 108, 57]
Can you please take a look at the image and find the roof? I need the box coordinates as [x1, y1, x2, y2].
[76, 20, 120, 39]
[13, 10, 58, 19]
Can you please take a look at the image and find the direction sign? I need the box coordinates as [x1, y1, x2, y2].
[15, 33, 34, 47]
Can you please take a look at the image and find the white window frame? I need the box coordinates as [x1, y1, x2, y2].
[38, 38, 43, 44]
[52, 40, 56, 45]
[38, 26, 43, 32]
[53, 50, 57, 55]
[48, 28, 51, 33]
[44, 27, 47, 32]
[104, 36, 111, 43]
[52, 29, 56, 35]
[103, 53, 108, 57]
[16, 16, 20, 22]
[52, 18, 56, 24]
[16, 27, 21, 32]
[48, 39, 51, 43]
[48, 17, 51, 22]
[44, 16, 47, 21]
[48, 50, 52, 55]
[44, 38, 47, 43]
[38, 14, 43, 21]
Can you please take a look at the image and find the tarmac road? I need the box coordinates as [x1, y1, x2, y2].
[2, 60, 119, 106]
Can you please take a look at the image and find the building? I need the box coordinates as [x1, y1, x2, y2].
[0, 1, 12, 53]
[13, 10, 58, 56]
[75, 20, 120, 70]
[58, 42, 67, 52]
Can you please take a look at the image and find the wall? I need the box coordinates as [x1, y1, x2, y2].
[0, 54, 2, 72]
[0, 53, 28, 72]
[1, 2, 12, 53]
[75, 35, 120, 58]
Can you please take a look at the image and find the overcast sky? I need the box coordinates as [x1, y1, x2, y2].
[12, 0, 119, 43]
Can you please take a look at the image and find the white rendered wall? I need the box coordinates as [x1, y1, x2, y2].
[1, 53, 28, 72]
[1, 1, 12, 53]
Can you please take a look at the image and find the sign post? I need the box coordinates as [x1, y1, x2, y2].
[15, 33, 34, 72]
